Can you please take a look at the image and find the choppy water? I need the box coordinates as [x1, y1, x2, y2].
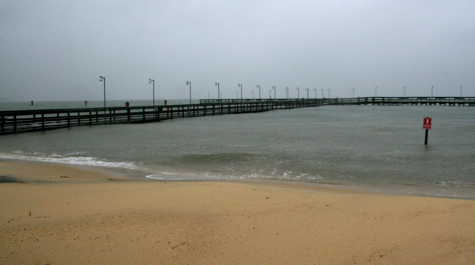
[1, 101, 474, 199]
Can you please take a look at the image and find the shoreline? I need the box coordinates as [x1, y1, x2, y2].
[1, 160, 475, 264]
[1, 157, 472, 201]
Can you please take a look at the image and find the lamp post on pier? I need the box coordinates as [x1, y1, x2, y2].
[186, 81, 191, 104]
[313, 88, 317, 98]
[306, 88, 309, 99]
[327, 89, 330, 98]
[238, 84, 242, 100]
[460, 85, 463, 97]
[431, 85, 433, 97]
[320, 89, 324, 98]
[285, 87, 289, 99]
[257, 85, 261, 99]
[272, 86, 276, 99]
[353, 87, 355, 98]
[215, 82, 220, 100]
[149, 79, 155, 107]
[252, 90, 254, 99]
[208, 91, 210, 99]
[269, 90, 272, 99]
[296, 87, 300, 98]
[99, 76, 106, 109]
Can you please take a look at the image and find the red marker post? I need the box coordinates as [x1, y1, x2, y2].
[423, 117, 432, 145]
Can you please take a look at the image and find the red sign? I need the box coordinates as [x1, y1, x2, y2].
[423, 117, 432, 129]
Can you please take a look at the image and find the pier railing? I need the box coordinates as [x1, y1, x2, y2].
[1, 97, 473, 135]
[0, 99, 324, 135]
[332, 97, 475, 106]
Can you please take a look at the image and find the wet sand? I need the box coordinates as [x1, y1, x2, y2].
[1, 161, 474, 264]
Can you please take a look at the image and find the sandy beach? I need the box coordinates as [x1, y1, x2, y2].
[1, 161, 474, 264]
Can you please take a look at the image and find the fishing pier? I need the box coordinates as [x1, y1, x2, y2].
[333, 96, 475, 106]
[1, 97, 474, 135]
[0, 98, 325, 135]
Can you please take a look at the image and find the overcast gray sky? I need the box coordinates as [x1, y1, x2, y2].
[1, 0, 474, 102]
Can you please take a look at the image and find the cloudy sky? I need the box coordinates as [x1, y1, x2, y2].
[1, 0, 474, 102]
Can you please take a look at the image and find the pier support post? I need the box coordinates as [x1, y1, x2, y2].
[425, 129, 429, 145]
[423, 117, 432, 145]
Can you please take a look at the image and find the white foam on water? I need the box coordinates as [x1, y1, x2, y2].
[145, 175, 165, 180]
[0, 151, 138, 169]
[145, 171, 179, 180]
[434, 180, 475, 188]
[159, 171, 178, 175]
[281, 171, 292, 179]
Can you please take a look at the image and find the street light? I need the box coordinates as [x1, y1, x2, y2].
[257, 85, 261, 99]
[460, 85, 463, 97]
[352, 87, 355, 98]
[305, 88, 309, 99]
[215, 82, 220, 100]
[327, 89, 330, 98]
[296, 87, 300, 98]
[238, 84, 242, 100]
[186, 81, 191, 104]
[252, 90, 254, 99]
[431, 85, 433, 97]
[313, 88, 317, 98]
[285, 87, 289, 99]
[208, 91, 210, 99]
[272, 86, 276, 99]
[99, 76, 106, 109]
[149, 78, 155, 107]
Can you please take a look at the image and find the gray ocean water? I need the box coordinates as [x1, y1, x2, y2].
[1, 100, 474, 199]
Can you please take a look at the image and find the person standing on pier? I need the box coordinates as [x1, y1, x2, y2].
[1, 116, 7, 131]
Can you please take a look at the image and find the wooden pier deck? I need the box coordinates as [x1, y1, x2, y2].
[0, 99, 324, 135]
[332, 97, 475, 106]
[1, 97, 473, 135]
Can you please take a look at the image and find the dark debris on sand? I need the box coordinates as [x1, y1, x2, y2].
[0, 175, 24, 183]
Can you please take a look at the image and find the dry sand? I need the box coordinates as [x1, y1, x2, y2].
[1, 161, 474, 264]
